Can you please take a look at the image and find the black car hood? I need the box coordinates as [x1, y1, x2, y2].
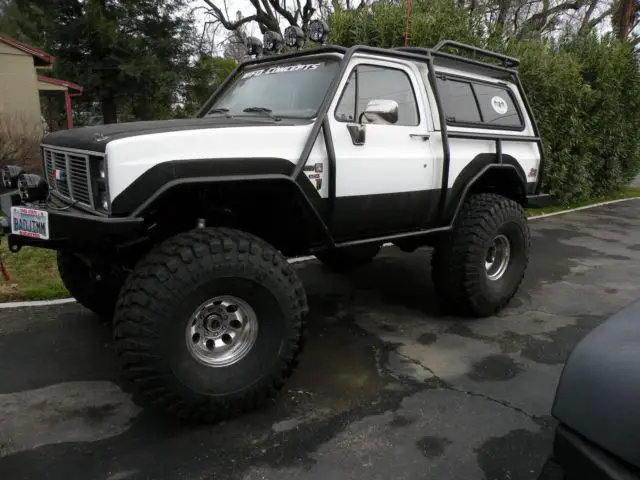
[552, 299, 640, 469]
[42, 116, 310, 153]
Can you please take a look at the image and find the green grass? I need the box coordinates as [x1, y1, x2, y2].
[1, 186, 640, 302]
[526, 187, 640, 217]
[0, 240, 68, 302]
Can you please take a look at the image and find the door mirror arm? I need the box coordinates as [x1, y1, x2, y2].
[347, 124, 366, 146]
[345, 99, 399, 146]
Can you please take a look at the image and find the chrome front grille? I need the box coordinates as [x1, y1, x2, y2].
[43, 147, 95, 208]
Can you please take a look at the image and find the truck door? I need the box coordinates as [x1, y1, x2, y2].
[327, 57, 438, 240]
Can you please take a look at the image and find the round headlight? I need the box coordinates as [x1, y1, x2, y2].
[308, 19, 330, 44]
[263, 30, 284, 54]
[284, 25, 305, 49]
[245, 36, 263, 57]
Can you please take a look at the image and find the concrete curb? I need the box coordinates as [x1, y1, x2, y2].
[0, 297, 77, 309]
[527, 196, 640, 220]
[2, 195, 639, 309]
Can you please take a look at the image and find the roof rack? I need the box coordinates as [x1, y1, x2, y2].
[431, 40, 520, 68]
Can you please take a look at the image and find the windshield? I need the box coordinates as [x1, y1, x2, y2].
[206, 58, 339, 119]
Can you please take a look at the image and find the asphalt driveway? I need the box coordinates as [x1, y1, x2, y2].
[2, 200, 640, 480]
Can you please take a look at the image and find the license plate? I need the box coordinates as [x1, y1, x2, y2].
[10, 207, 49, 240]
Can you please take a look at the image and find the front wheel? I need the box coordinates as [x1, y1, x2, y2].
[431, 193, 531, 317]
[113, 227, 308, 423]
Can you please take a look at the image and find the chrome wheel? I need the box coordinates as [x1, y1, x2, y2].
[485, 234, 511, 281]
[185, 295, 258, 367]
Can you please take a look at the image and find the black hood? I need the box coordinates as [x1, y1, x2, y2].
[552, 299, 640, 470]
[42, 116, 310, 153]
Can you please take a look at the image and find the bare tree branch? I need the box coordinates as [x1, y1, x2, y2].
[268, 0, 299, 26]
[579, 0, 599, 32]
[517, 0, 586, 37]
[587, 5, 614, 30]
[201, 0, 257, 30]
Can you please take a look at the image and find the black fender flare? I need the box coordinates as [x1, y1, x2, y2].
[444, 154, 529, 225]
[108, 158, 334, 246]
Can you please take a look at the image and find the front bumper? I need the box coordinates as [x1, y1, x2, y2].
[1, 190, 144, 252]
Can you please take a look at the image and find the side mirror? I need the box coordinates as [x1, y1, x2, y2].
[359, 99, 399, 125]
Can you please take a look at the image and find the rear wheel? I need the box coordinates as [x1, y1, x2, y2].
[314, 243, 381, 272]
[431, 193, 530, 317]
[57, 251, 123, 318]
[113, 227, 308, 423]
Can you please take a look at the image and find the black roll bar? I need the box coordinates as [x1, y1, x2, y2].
[194, 39, 546, 237]
[432, 40, 520, 68]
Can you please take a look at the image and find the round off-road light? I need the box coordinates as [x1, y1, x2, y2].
[263, 31, 284, 54]
[284, 25, 305, 49]
[245, 36, 263, 57]
[308, 19, 330, 44]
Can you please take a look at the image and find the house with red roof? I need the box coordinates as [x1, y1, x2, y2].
[0, 34, 82, 135]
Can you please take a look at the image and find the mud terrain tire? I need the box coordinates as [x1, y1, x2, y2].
[113, 227, 308, 423]
[431, 193, 530, 317]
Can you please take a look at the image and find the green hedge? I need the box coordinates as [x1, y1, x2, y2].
[328, 1, 640, 204]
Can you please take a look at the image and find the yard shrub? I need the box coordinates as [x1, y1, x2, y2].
[328, 0, 640, 204]
[0, 113, 43, 173]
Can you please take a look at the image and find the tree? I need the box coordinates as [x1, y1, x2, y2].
[200, 0, 321, 36]
[183, 55, 236, 115]
[0, 0, 197, 123]
[612, 0, 639, 40]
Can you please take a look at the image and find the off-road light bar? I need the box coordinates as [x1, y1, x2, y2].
[308, 19, 330, 44]
[284, 25, 305, 49]
[263, 31, 284, 54]
[245, 36, 263, 57]
[17, 173, 48, 202]
[1, 165, 25, 189]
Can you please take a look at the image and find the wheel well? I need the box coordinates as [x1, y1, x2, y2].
[139, 179, 328, 257]
[467, 166, 526, 205]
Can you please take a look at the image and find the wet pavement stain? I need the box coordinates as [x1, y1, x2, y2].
[416, 435, 452, 459]
[388, 414, 415, 428]
[476, 428, 553, 480]
[519, 316, 602, 365]
[417, 332, 437, 345]
[468, 355, 524, 381]
[81, 404, 120, 424]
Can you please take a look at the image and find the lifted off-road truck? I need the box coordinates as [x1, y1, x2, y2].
[1, 24, 549, 422]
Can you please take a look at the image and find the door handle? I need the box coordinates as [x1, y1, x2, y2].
[409, 133, 430, 141]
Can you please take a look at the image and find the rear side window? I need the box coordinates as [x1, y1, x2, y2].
[473, 83, 521, 128]
[435, 78, 480, 124]
[436, 76, 523, 130]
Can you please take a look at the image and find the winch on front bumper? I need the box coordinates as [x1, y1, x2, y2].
[0, 190, 144, 253]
